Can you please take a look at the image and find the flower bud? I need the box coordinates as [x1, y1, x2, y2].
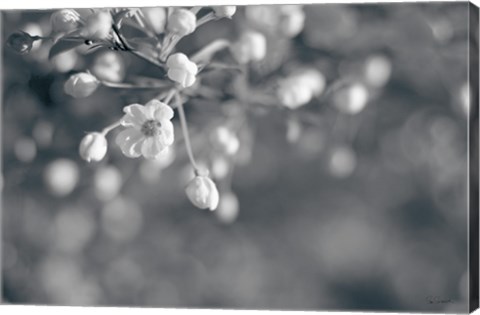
[82, 10, 112, 40]
[332, 82, 369, 115]
[167, 9, 197, 36]
[166, 53, 198, 88]
[231, 31, 267, 64]
[6, 31, 34, 55]
[79, 132, 108, 162]
[64, 72, 100, 98]
[51, 9, 81, 33]
[185, 175, 220, 211]
[212, 6, 237, 18]
[140, 7, 167, 34]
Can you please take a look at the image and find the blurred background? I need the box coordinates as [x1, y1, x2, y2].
[1, 2, 474, 313]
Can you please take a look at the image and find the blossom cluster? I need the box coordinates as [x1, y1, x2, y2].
[6, 5, 393, 221]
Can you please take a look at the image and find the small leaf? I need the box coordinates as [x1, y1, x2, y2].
[48, 38, 84, 60]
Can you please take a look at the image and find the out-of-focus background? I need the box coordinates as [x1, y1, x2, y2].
[1, 3, 474, 313]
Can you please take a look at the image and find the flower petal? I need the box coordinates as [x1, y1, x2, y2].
[159, 120, 174, 146]
[141, 136, 165, 159]
[121, 104, 147, 127]
[116, 128, 144, 158]
[154, 103, 174, 121]
[144, 99, 163, 120]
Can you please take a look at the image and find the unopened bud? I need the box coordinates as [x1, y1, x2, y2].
[166, 53, 198, 88]
[79, 132, 108, 162]
[167, 9, 197, 36]
[82, 10, 112, 40]
[6, 31, 34, 55]
[140, 7, 167, 34]
[64, 72, 99, 98]
[51, 9, 81, 33]
[185, 175, 219, 211]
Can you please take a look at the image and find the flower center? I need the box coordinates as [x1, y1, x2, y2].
[141, 119, 162, 137]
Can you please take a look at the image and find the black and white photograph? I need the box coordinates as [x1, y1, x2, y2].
[1, 2, 479, 314]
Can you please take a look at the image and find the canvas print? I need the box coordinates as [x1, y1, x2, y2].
[1, 2, 479, 313]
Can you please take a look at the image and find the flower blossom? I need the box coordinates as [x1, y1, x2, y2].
[185, 175, 220, 211]
[116, 99, 175, 159]
[166, 53, 198, 88]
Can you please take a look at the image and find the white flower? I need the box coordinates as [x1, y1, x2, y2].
[51, 9, 81, 33]
[167, 8, 197, 36]
[64, 72, 99, 98]
[79, 132, 108, 162]
[140, 7, 167, 34]
[212, 6, 237, 18]
[185, 175, 220, 211]
[82, 10, 112, 40]
[231, 31, 267, 64]
[166, 53, 198, 88]
[116, 99, 175, 160]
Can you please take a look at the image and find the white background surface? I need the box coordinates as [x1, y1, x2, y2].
[0, 0, 479, 314]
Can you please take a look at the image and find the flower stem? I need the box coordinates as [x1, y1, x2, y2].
[111, 23, 165, 70]
[163, 88, 176, 104]
[196, 12, 216, 28]
[101, 120, 122, 136]
[175, 91, 200, 175]
[190, 6, 202, 14]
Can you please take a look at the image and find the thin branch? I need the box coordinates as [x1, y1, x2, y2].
[175, 91, 201, 175]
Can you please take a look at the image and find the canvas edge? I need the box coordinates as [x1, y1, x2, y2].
[469, 1, 480, 314]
